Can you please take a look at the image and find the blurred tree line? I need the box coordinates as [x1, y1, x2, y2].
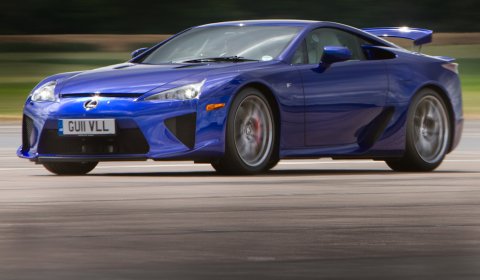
[1, 0, 478, 34]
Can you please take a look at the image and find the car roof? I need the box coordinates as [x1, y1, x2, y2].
[197, 19, 320, 28]
[194, 20, 399, 49]
[130, 19, 400, 64]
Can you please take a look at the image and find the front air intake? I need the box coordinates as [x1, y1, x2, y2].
[164, 113, 196, 149]
[22, 115, 35, 152]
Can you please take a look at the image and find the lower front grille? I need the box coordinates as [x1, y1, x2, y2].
[38, 127, 149, 155]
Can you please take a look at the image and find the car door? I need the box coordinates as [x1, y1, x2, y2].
[293, 28, 389, 147]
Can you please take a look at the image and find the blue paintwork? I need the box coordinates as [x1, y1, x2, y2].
[18, 20, 463, 163]
[301, 59, 388, 148]
[362, 27, 433, 46]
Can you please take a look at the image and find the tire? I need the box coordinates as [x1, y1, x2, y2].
[386, 89, 451, 172]
[265, 156, 280, 171]
[43, 161, 98, 175]
[211, 87, 276, 175]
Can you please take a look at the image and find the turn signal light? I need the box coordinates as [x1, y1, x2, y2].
[206, 103, 225, 111]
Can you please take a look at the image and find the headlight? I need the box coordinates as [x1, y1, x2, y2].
[31, 81, 57, 102]
[145, 80, 205, 101]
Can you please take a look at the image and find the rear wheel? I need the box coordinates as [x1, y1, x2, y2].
[211, 88, 276, 175]
[43, 162, 98, 175]
[386, 89, 450, 172]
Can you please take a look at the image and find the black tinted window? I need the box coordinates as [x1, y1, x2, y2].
[303, 28, 368, 64]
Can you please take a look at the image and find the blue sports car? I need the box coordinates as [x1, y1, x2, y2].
[18, 20, 463, 175]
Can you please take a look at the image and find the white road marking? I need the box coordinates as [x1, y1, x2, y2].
[442, 159, 480, 162]
[0, 159, 479, 172]
[279, 159, 480, 164]
[279, 160, 382, 165]
[0, 164, 208, 171]
[95, 163, 209, 169]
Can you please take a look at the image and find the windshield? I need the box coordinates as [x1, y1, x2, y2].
[140, 25, 301, 64]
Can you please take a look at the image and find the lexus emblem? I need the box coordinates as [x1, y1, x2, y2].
[84, 99, 98, 110]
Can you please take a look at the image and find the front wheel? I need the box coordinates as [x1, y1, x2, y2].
[212, 88, 276, 175]
[43, 162, 98, 175]
[386, 89, 451, 172]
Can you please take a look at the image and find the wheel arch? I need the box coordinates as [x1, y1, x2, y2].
[414, 84, 456, 153]
[235, 82, 281, 158]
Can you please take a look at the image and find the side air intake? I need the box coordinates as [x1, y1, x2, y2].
[22, 115, 36, 152]
[164, 113, 196, 149]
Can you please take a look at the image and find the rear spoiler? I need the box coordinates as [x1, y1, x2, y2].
[362, 27, 433, 46]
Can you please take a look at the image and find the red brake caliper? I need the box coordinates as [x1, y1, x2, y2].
[253, 116, 262, 146]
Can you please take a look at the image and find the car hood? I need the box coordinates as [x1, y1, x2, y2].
[58, 63, 233, 95]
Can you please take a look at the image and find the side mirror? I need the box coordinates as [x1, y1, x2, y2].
[320, 46, 352, 65]
[131, 47, 149, 58]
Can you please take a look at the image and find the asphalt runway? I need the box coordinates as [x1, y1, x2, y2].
[0, 121, 479, 280]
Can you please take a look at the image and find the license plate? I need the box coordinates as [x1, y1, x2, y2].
[58, 119, 116, 136]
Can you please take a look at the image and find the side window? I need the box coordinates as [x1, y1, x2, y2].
[304, 28, 368, 64]
[292, 41, 307, 64]
[334, 30, 368, 61]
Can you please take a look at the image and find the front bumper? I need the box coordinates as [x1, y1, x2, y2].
[18, 96, 226, 162]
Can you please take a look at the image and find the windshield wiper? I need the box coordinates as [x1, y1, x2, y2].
[181, 56, 259, 63]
